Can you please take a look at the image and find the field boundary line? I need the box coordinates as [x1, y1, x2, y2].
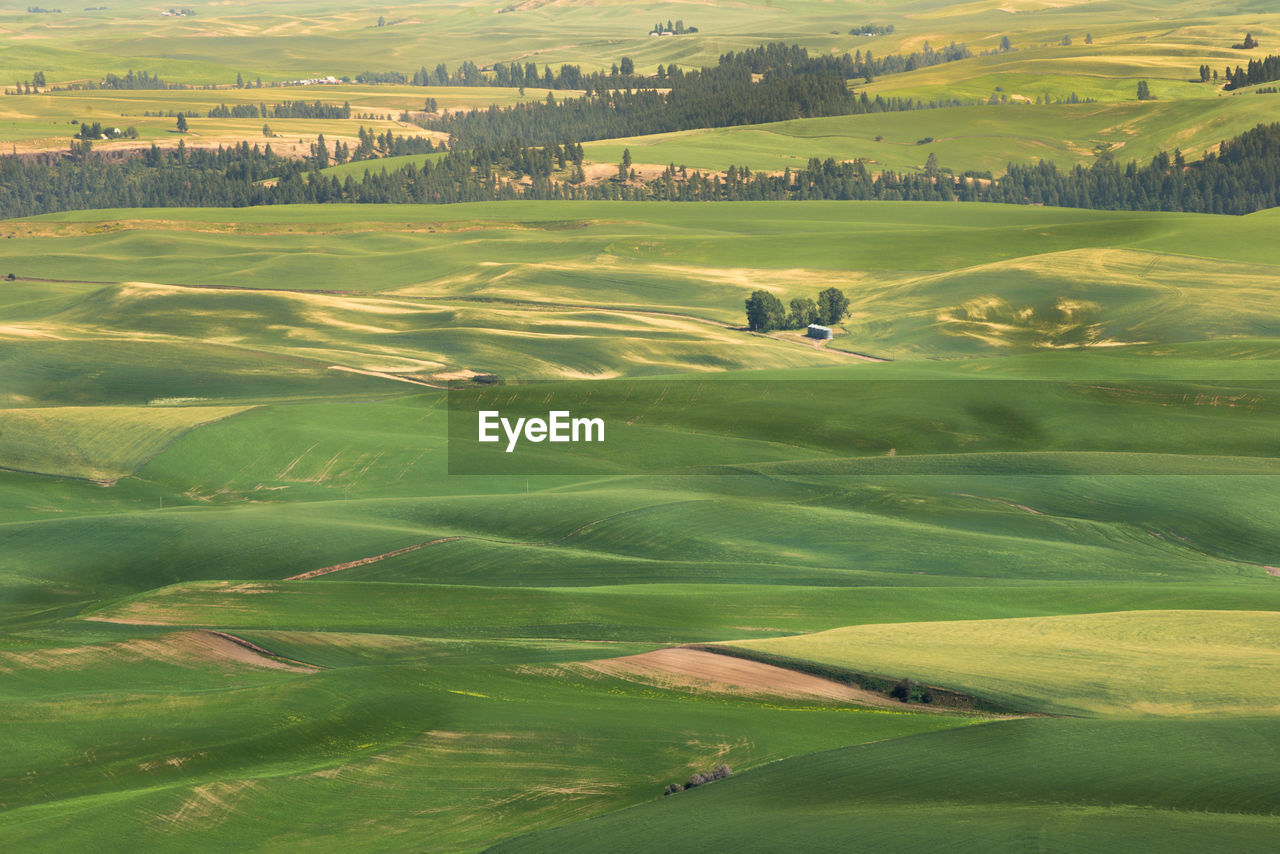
[285, 501, 702, 581]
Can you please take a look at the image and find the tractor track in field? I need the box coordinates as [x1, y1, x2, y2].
[202, 630, 322, 671]
[283, 502, 698, 581]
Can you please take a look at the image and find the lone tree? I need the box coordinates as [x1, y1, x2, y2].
[1137, 79, 1153, 100]
[745, 289, 786, 332]
[817, 287, 851, 325]
[999, 35, 1012, 52]
[175, 114, 188, 133]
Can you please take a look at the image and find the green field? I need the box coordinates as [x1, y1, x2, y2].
[585, 95, 1280, 176]
[6, 0, 1280, 850]
[493, 716, 1280, 852]
[5, 199, 1280, 849]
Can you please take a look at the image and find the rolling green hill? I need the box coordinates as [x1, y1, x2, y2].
[584, 96, 1280, 176]
[491, 716, 1280, 853]
[7, 0, 1280, 849]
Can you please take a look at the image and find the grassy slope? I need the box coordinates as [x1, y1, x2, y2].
[0, 404, 251, 481]
[490, 716, 1280, 853]
[584, 96, 1280, 176]
[730, 610, 1280, 716]
[6, 204, 1280, 369]
[8, 1, 1280, 848]
[3, 173, 1280, 854]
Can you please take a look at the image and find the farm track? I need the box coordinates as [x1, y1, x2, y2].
[283, 502, 700, 580]
[202, 630, 322, 670]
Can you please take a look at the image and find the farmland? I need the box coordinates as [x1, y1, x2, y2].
[4, 200, 1280, 850]
[5, 0, 1280, 851]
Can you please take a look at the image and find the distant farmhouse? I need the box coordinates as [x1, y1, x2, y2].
[806, 324, 833, 340]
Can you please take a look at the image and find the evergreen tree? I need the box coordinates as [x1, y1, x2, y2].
[175, 114, 188, 133]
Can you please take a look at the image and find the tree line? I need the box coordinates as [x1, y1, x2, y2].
[409, 58, 655, 93]
[1223, 54, 1280, 90]
[207, 100, 353, 119]
[395, 39, 966, 96]
[423, 43, 977, 148]
[8, 123, 1280, 219]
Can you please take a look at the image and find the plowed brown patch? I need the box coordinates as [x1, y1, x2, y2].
[570, 647, 905, 708]
[0, 630, 317, 674]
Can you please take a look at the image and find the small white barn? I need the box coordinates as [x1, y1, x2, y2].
[806, 324, 833, 340]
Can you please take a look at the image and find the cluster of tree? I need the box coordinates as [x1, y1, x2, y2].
[1232, 33, 1259, 50]
[0, 142, 973, 216]
[744, 287, 850, 332]
[850, 24, 894, 36]
[394, 38, 970, 99]
[206, 100, 353, 119]
[342, 126, 437, 163]
[1039, 91, 1091, 105]
[1198, 65, 1217, 83]
[354, 70, 408, 85]
[98, 70, 175, 90]
[426, 44, 979, 148]
[7, 71, 46, 95]
[408, 58, 655, 92]
[1137, 80, 1155, 100]
[662, 765, 731, 796]
[1223, 54, 1280, 90]
[234, 72, 264, 89]
[27, 6, 61, 12]
[852, 40, 971, 82]
[207, 103, 262, 118]
[650, 20, 695, 35]
[74, 121, 137, 140]
[0, 137, 600, 217]
[300, 128, 438, 168]
[890, 678, 936, 704]
[986, 123, 1280, 214]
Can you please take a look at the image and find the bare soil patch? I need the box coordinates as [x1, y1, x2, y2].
[569, 647, 911, 708]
